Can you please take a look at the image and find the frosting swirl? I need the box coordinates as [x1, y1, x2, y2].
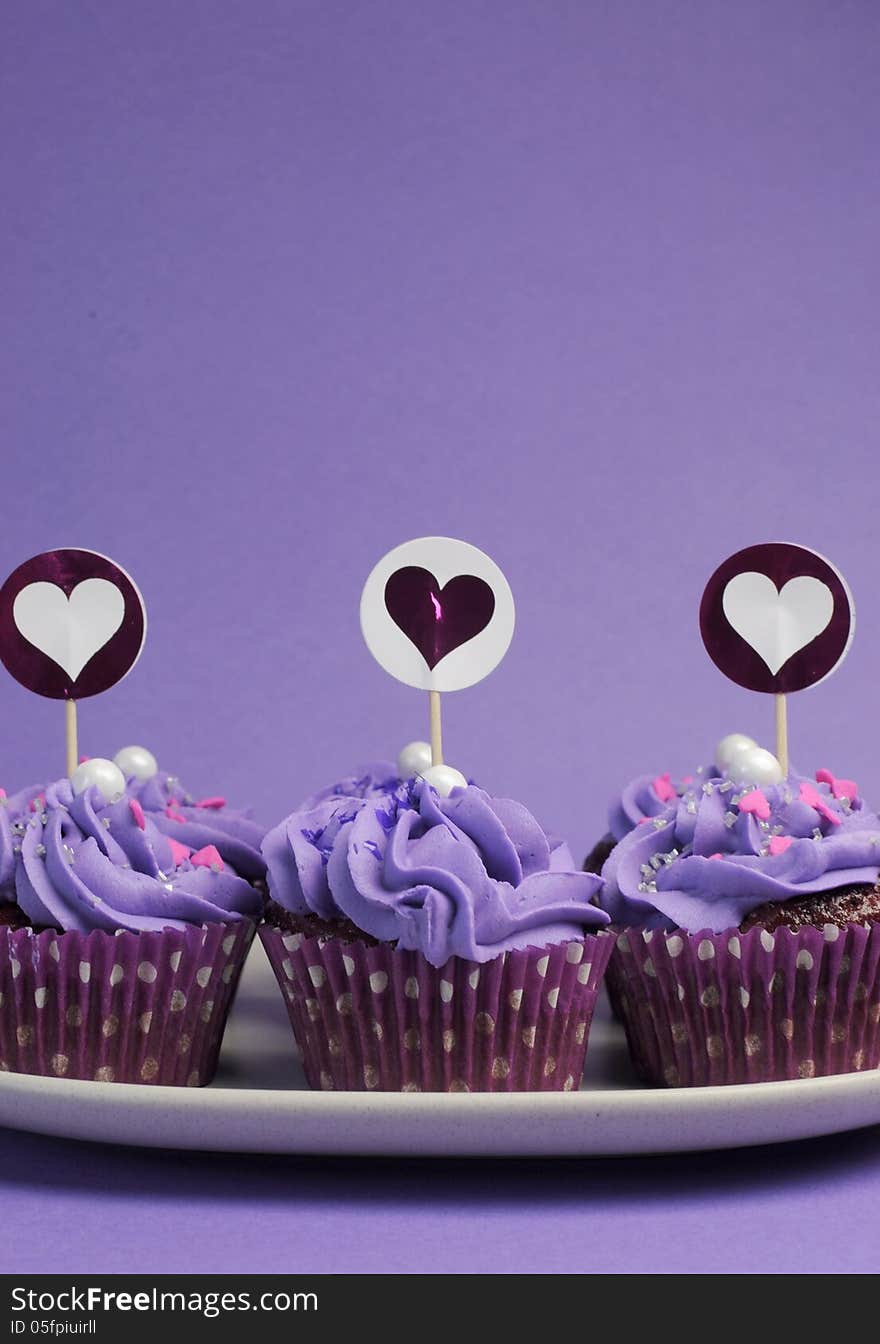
[13, 779, 263, 933]
[609, 764, 716, 841]
[600, 770, 880, 933]
[128, 771, 266, 882]
[263, 777, 608, 966]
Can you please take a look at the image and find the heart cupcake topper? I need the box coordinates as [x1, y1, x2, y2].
[0, 549, 147, 775]
[699, 542, 854, 775]
[0, 550, 146, 701]
[700, 543, 854, 695]
[361, 537, 515, 775]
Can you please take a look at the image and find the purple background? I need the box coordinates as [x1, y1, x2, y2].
[2, 0, 880, 1273]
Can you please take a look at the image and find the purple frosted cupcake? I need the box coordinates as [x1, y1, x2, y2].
[260, 769, 612, 1092]
[600, 767, 880, 1086]
[0, 776, 263, 1085]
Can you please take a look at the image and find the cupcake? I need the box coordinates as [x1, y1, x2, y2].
[600, 766, 880, 1086]
[261, 772, 612, 1092]
[0, 775, 264, 1085]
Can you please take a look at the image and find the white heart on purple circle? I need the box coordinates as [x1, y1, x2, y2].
[722, 571, 833, 675]
[13, 579, 125, 681]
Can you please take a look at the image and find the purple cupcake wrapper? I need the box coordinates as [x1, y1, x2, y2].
[607, 920, 880, 1087]
[260, 925, 613, 1092]
[0, 919, 256, 1086]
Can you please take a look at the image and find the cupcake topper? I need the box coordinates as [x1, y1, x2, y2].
[700, 542, 855, 775]
[360, 537, 515, 775]
[0, 549, 147, 776]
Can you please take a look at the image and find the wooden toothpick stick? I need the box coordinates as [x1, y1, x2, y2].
[429, 689, 443, 767]
[65, 699, 78, 778]
[775, 692, 788, 776]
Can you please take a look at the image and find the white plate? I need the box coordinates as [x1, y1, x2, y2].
[1, 941, 879, 1156]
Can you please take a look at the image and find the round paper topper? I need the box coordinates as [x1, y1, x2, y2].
[700, 542, 854, 694]
[360, 537, 515, 691]
[0, 549, 147, 700]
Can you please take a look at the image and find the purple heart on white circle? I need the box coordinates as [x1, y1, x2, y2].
[13, 579, 125, 681]
[722, 572, 834, 676]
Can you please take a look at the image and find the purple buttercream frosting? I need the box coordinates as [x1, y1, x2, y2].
[0, 784, 46, 897]
[609, 764, 717, 841]
[600, 771, 880, 933]
[12, 779, 263, 934]
[128, 770, 266, 881]
[263, 775, 608, 967]
[300, 761, 405, 810]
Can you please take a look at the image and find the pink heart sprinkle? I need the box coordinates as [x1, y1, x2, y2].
[128, 799, 146, 831]
[738, 789, 771, 821]
[708, 852, 723, 860]
[768, 835, 793, 856]
[195, 796, 226, 810]
[799, 781, 841, 826]
[167, 838, 192, 868]
[652, 773, 676, 803]
[815, 768, 858, 803]
[165, 804, 187, 824]
[190, 844, 223, 870]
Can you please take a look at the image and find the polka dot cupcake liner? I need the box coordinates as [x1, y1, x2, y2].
[260, 925, 613, 1092]
[607, 921, 880, 1086]
[0, 918, 256, 1086]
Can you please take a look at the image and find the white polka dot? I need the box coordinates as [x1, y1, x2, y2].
[9, 960, 20, 979]
[363, 1065, 379, 1090]
[796, 950, 814, 971]
[700, 986, 720, 1007]
[705, 1035, 724, 1058]
[577, 963, 592, 984]
[66, 1006, 82, 1027]
[404, 977, 419, 999]
[491, 1057, 510, 1079]
[369, 971, 388, 993]
[222, 934, 236, 955]
[196, 966, 212, 988]
[760, 930, 776, 953]
[643, 957, 656, 977]
[666, 935, 684, 958]
[566, 943, 584, 964]
[739, 987, 750, 1008]
[94, 1065, 115, 1082]
[78, 961, 91, 984]
[439, 979, 454, 1002]
[468, 969, 480, 989]
[141, 1058, 159, 1081]
[137, 961, 157, 983]
[697, 940, 715, 961]
[221, 964, 234, 984]
[16, 1025, 32, 1046]
[616, 933, 630, 953]
[336, 993, 352, 1015]
[508, 988, 523, 1009]
[547, 987, 560, 1008]
[308, 965, 326, 988]
[34, 988, 48, 1009]
[744, 1034, 762, 1057]
[676, 983, 686, 1001]
[727, 936, 741, 959]
[48, 941, 60, 963]
[642, 929, 654, 944]
[50, 1053, 68, 1076]
[139, 1011, 153, 1033]
[102, 1015, 118, 1038]
[169, 950, 182, 972]
[110, 964, 124, 986]
[535, 955, 550, 978]
[282, 933, 302, 952]
[823, 923, 840, 942]
[342, 955, 355, 976]
[170, 990, 187, 1012]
